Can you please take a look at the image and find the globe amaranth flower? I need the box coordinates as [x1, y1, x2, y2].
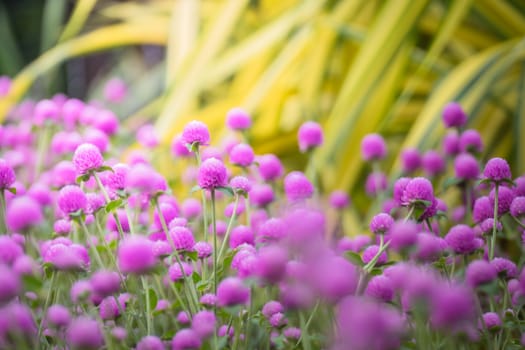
[401, 177, 434, 207]
[491, 257, 517, 279]
[104, 78, 127, 103]
[93, 109, 119, 136]
[0, 264, 20, 304]
[480, 312, 501, 332]
[193, 241, 212, 259]
[459, 129, 483, 153]
[254, 245, 288, 284]
[257, 154, 283, 181]
[72, 143, 104, 175]
[388, 220, 418, 252]
[422, 150, 445, 177]
[226, 107, 251, 131]
[284, 171, 314, 202]
[191, 310, 216, 338]
[511, 196, 525, 218]
[230, 176, 251, 195]
[362, 245, 388, 266]
[466, 260, 497, 288]
[229, 225, 254, 249]
[229, 143, 254, 167]
[136, 124, 159, 149]
[442, 130, 461, 156]
[262, 300, 284, 319]
[430, 284, 476, 333]
[258, 218, 286, 243]
[483, 157, 512, 183]
[34, 99, 59, 125]
[200, 293, 217, 306]
[46, 304, 71, 328]
[411, 233, 446, 262]
[6, 196, 43, 232]
[249, 184, 274, 207]
[297, 121, 323, 152]
[489, 186, 515, 216]
[66, 317, 104, 350]
[168, 262, 193, 282]
[329, 190, 350, 209]
[197, 158, 228, 190]
[217, 277, 250, 306]
[57, 185, 87, 216]
[0, 159, 15, 189]
[454, 153, 479, 180]
[445, 224, 481, 255]
[169, 226, 195, 252]
[171, 135, 192, 158]
[365, 172, 388, 197]
[400, 148, 421, 173]
[361, 133, 387, 161]
[473, 196, 493, 223]
[136, 335, 164, 350]
[172, 329, 201, 350]
[442, 102, 467, 128]
[90, 270, 120, 297]
[117, 236, 157, 274]
[365, 275, 394, 302]
[369, 213, 394, 235]
[182, 120, 210, 147]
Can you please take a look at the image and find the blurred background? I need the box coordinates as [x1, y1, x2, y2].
[1, 0, 525, 220]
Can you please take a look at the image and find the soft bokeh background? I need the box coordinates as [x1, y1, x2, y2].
[1, 0, 525, 224]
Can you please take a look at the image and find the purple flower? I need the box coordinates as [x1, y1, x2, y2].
[454, 153, 479, 180]
[430, 284, 475, 333]
[361, 133, 387, 161]
[442, 102, 467, 128]
[57, 185, 87, 215]
[445, 224, 480, 255]
[226, 108, 251, 130]
[257, 154, 283, 181]
[117, 236, 157, 274]
[46, 304, 71, 328]
[93, 109, 119, 135]
[192, 310, 216, 338]
[104, 78, 127, 103]
[0, 303, 36, 342]
[0, 159, 15, 189]
[230, 176, 251, 194]
[182, 120, 210, 147]
[473, 196, 493, 223]
[254, 245, 288, 284]
[466, 260, 497, 288]
[365, 172, 388, 197]
[269, 312, 287, 328]
[230, 225, 254, 249]
[362, 245, 388, 266]
[137, 124, 159, 148]
[137, 336, 164, 350]
[481, 312, 501, 331]
[284, 171, 314, 202]
[224, 200, 245, 218]
[491, 257, 517, 279]
[194, 241, 212, 259]
[6, 196, 43, 232]
[365, 275, 394, 302]
[197, 158, 228, 190]
[479, 218, 502, 235]
[0, 264, 20, 304]
[217, 277, 250, 306]
[72, 143, 104, 175]
[412, 233, 446, 262]
[489, 186, 515, 216]
[84, 128, 109, 153]
[262, 300, 284, 318]
[483, 157, 512, 182]
[170, 226, 195, 251]
[229, 143, 254, 167]
[34, 99, 59, 125]
[171, 135, 192, 158]
[99, 296, 120, 320]
[369, 213, 394, 235]
[329, 190, 350, 209]
[401, 177, 434, 206]
[90, 270, 120, 297]
[52, 161, 77, 187]
[459, 129, 483, 153]
[201, 147, 222, 161]
[400, 148, 421, 173]
[515, 176, 525, 196]
[389, 220, 418, 251]
[66, 317, 104, 350]
[172, 329, 201, 350]
[168, 262, 193, 282]
[511, 196, 525, 218]
[249, 184, 274, 207]
[44, 243, 90, 271]
[283, 327, 301, 340]
[298, 121, 323, 152]
[62, 98, 84, 128]
[0, 236, 23, 265]
[258, 218, 285, 243]
[177, 311, 190, 324]
[200, 293, 217, 306]
[422, 150, 445, 177]
[393, 177, 410, 205]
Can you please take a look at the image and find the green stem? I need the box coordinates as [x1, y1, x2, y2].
[34, 124, 52, 178]
[217, 194, 239, 263]
[141, 276, 152, 334]
[38, 271, 56, 338]
[79, 219, 105, 268]
[211, 190, 218, 295]
[295, 299, 320, 348]
[489, 184, 499, 260]
[299, 311, 312, 350]
[0, 191, 6, 233]
[194, 149, 209, 243]
[363, 235, 389, 272]
[93, 172, 125, 240]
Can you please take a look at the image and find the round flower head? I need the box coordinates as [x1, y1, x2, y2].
[46, 304, 71, 328]
[430, 284, 476, 332]
[466, 260, 497, 288]
[230, 225, 255, 249]
[262, 300, 284, 318]
[454, 153, 479, 180]
[445, 224, 480, 255]
[362, 245, 388, 265]
[284, 171, 314, 202]
[400, 148, 421, 173]
[57, 185, 87, 216]
[361, 133, 387, 161]
[182, 120, 210, 147]
[66, 317, 104, 350]
[94, 109, 120, 135]
[177, 311, 190, 324]
[200, 293, 217, 306]
[0, 302, 37, 343]
[473, 196, 493, 223]
[442, 102, 467, 128]
[168, 262, 193, 281]
[217, 277, 250, 306]
[369, 213, 394, 235]
[172, 329, 201, 350]
[459, 129, 483, 153]
[201, 147, 223, 161]
[34, 99, 59, 125]
[483, 157, 512, 182]
[0, 264, 20, 304]
[489, 186, 515, 216]
[181, 199, 201, 219]
[392, 177, 410, 205]
[298, 121, 323, 152]
[389, 220, 418, 251]
[442, 130, 461, 156]
[254, 245, 288, 284]
[84, 128, 109, 153]
[90, 270, 120, 297]
[511, 196, 525, 218]
[72, 143, 104, 175]
[52, 161, 77, 187]
[329, 190, 350, 209]
[194, 241, 212, 259]
[422, 150, 445, 177]
[169, 226, 195, 251]
[104, 78, 127, 103]
[230, 143, 254, 167]
[62, 98, 84, 128]
[197, 158, 227, 190]
[0, 236, 22, 265]
[310, 255, 358, 302]
[171, 134, 192, 158]
[249, 184, 274, 207]
[137, 336, 164, 350]
[230, 176, 251, 194]
[0, 159, 15, 189]
[412, 233, 446, 262]
[515, 176, 525, 196]
[117, 235, 157, 274]
[192, 310, 216, 338]
[137, 124, 159, 148]
[6, 196, 43, 232]
[401, 177, 434, 206]
[365, 172, 388, 197]
[258, 218, 285, 243]
[480, 312, 501, 331]
[257, 154, 283, 181]
[226, 107, 251, 131]
[491, 257, 517, 279]
[365, 275, 394, 302]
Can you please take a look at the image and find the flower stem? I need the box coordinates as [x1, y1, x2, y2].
[295, 299, 320, 348]
[141, 276, 152, 335]
[79, 219, 105, 268]
[489, 184, 499, 260]
[211, 190, 218, 295]
[217, 194, 239, 263]
[0, 191, 7, 233]
[363, 235, 389, 272]
[93, 172, 125, 240]
[298, 310, 312, 350]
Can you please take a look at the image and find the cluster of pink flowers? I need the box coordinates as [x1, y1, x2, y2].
[0, 75, 524, 350]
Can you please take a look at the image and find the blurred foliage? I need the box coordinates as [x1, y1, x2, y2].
[1, 0, 525, 228]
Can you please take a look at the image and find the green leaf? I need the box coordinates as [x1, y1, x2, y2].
[42, 262, 55, 278]
[96, 165, 114, 173]
[191, 271, 201, 283]
[147, 288, 158, 311]
[190, 185, 201, 194]
[22, 274, 43, 291]
[76, 174, 91, 184]
[216, 186, 234, 197]
[186, 250, 199, 261]
[105, 198, 123, 213]
[6, 187, 16, 195]
[196, 279, 211, 292]
[345, 251, 364, 267]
